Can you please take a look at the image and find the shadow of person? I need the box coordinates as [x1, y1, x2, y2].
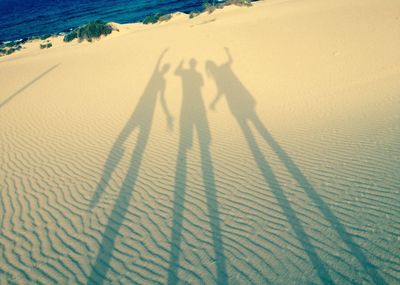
[206, 48, 387, 285]
[90, 49, 173, 208]
[167, 59, 228, 285]
[87, 49, 173, 285]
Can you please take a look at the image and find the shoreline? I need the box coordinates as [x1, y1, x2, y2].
[0, 1, 255, 59]
[0, 0, 254, 48]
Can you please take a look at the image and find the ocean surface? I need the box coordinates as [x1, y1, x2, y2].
[0, 0, 222, 42]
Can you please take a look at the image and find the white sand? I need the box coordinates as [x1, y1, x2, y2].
[1, 0, 399, 284]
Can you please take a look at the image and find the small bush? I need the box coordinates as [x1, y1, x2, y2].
[5, 47, 17, 55]
[159, 14, 172, 22]
[203, 0, 233, 14]
[202, 0, 252, 13]
[189, 12, 200, 18]
[5, 48, 14, 55]
[77, 20, 113, 42]
[204, 3, 217, 14]
[40, 42, 52, 49]
[143, 13, 162, 24]
[0, 43, 22, 56]
[226, 0, 252, 6]
[143, 13, 172, 24]
[63, 31, 78, 42]
[63, 20, 113, 42]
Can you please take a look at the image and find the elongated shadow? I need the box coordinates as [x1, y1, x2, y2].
[207, 48, 387, 284]
[87, 49, 173, 285]
[167, 59, 228, 285]
[251, 116, 389, 285]
[0, 64, 59, 110]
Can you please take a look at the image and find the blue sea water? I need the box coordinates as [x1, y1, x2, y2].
[0, 0, 222, 42]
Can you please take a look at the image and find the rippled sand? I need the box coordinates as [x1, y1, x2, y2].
[1, 0, 399, 284]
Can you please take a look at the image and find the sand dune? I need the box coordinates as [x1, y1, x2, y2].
[1, 0, 400, 284]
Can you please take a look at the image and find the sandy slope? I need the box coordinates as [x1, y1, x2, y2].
[1, 0, 399, 284]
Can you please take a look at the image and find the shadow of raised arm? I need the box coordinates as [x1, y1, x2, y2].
[155, 48, 169, 70]
[224, 47, 233, 65]
[175, 60, 184, 75]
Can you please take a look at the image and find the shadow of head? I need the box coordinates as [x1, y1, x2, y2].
[205, 60, 217, 77]
[189, 58, 197, 69]
[161, 63, 170, 74]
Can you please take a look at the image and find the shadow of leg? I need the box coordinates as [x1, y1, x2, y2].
[251, 115, 387, 285]
[167, 147, 188, 285]
[88, 126, 149, 285]
[200, 142, 229, 285]
[90, 145, 126, 208]
[238, 118, 334, 285]
[90, 117, 139, 208]
[170, 57, 228, 284]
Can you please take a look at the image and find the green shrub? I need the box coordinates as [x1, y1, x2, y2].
[143, 13, 162, 24]
[40, 42, 52, 49]
[5, 47, 16, 55]
[203, 0, 252, 13]
[63, 31, 78, 42]
[203, 0, 230, 14]
[77, 20, 113, 42]
[204, 3, 217, 14]
[189, 12, 200, 18]
[159, 14, 172, 22]
[63, 20, 114, 42]
[143, 13, 172, 24]
[0, 42, 23, 56]
[226, 0, 252, 6]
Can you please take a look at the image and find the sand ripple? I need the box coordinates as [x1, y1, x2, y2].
[1, 0, 400, 283]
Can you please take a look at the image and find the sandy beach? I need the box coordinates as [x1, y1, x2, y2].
[1, 0, 399, 284]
